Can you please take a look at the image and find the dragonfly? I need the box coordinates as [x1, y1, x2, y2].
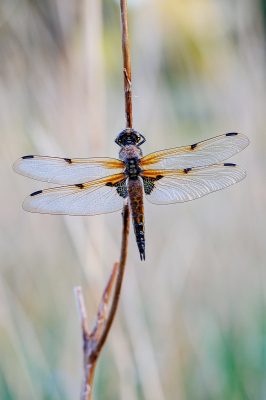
[13, 129, 249, 260]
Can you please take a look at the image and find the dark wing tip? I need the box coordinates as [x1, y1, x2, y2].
[30, 190, 42, 197]
[225, 132, 250, 149]
[13, 155, 34, 173]
[140, 250, 145, 261]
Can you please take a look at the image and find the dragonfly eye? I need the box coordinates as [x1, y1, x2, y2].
[115, 129, 145, 146]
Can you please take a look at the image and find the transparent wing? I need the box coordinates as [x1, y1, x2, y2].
[13, 156, 125, 184]
[141, 163, 246, 204]
[23, 174, 127, 215]
[140, 133, 249, 170]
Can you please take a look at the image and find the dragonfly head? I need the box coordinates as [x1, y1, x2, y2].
[115, 129, 146, 147]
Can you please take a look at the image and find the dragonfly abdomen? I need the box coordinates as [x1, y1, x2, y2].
[127, 177, 145, 261]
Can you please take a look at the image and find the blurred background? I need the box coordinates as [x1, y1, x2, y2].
[0, 0, 265, 399]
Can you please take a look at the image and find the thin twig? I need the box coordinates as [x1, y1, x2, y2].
[91, 262, 119, 342]
[74, 287, 90, 349]
[120, 0, 133, 128]
[97, 0, 133, 352]
[76, 207, 130, 400]
[74, 263, 118, 399]
[76, 0, 132, 398]
[94, 205, 130, 354]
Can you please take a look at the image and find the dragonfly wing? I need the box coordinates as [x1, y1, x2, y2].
[140, 133, 249, 170]
[141, 163, 246, 204]
[23, 174, 128, 215]
[13, 156, 125, 184]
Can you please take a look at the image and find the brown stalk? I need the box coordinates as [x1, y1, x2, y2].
[74, 262, 119, 400]
[75, 207, 130, 400]
[120, 0, 133, 128]
[75, 1, 132, 399]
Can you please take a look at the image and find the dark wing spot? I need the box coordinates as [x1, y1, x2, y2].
[224, 163, 236, 167]
[75, 184, 84, 189]
[30, 190, 42, 196]
[64, 158, 72, 163]
[114, 180, 128, 198]
[191, 143, 197, 150]
[106, 180, 128, 198]
[143, 176, 162, 195]
[22, 155, 34, 159]
[184, 168, 192, 174]
[226, 132, 238, 136]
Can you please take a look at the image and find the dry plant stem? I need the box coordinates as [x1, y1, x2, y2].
[74, 286, 90, 343]
[85, 0, 132, 390]
[120, 0, 133, 128]
[74, 261, 119, 399]
[76, 1, 132, 398]
[75, 207, 130, 400]
[92, 0, 132, 356]
[94, 204, 130, 354]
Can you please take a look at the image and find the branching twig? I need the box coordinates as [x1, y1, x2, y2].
[75, 206, 130, 400]
[75, 2, 132, 398]
[74, 262, 120, 400]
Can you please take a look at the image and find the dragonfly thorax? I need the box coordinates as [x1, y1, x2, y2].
[119, 144, 142, 161]
[125, 157, 142, 179]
